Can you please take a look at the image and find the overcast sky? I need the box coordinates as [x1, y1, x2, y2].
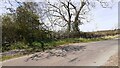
[80, 0, 119, 32]
[0, 0, 119, 32]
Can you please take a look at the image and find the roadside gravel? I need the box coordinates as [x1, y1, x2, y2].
[104, 53, 118, 66]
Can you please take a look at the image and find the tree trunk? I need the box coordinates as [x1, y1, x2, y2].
[72, 21, 80, 37]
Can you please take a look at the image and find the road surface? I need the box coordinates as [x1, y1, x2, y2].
[2, 39, 118, 66]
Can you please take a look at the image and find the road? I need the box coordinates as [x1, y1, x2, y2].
[2, 39, 118, 66]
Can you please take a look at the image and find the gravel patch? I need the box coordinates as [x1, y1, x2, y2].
[25, 45, 86, 62]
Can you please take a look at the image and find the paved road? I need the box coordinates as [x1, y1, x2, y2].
[2, 39, 118, 66]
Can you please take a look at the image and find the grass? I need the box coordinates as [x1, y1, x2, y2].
[44, 35, 118, 48]
[1, 35, 118, 61]
[1, 54, 24, 61]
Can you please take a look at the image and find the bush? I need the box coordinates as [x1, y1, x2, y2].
[29, 41, 42, 52]
[32, 41, 41, 47]
[10, 42, 28, 50]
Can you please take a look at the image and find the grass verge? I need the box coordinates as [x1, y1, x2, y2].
[1, 35, 119, 61]
[0, 54, 24, 61]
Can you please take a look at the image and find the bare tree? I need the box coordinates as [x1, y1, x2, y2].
[44, 0, 114, 37]
[1, 0, 114, 37]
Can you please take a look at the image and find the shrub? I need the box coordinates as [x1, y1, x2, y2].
[10, 42, 28, 50]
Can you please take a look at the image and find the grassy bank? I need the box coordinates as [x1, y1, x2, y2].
[44, 35, 118, 48]
[1, 35, 119, 61]
[0, 54, 24, 61]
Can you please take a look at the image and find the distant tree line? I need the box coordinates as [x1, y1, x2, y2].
[51, 29, 119, 39]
